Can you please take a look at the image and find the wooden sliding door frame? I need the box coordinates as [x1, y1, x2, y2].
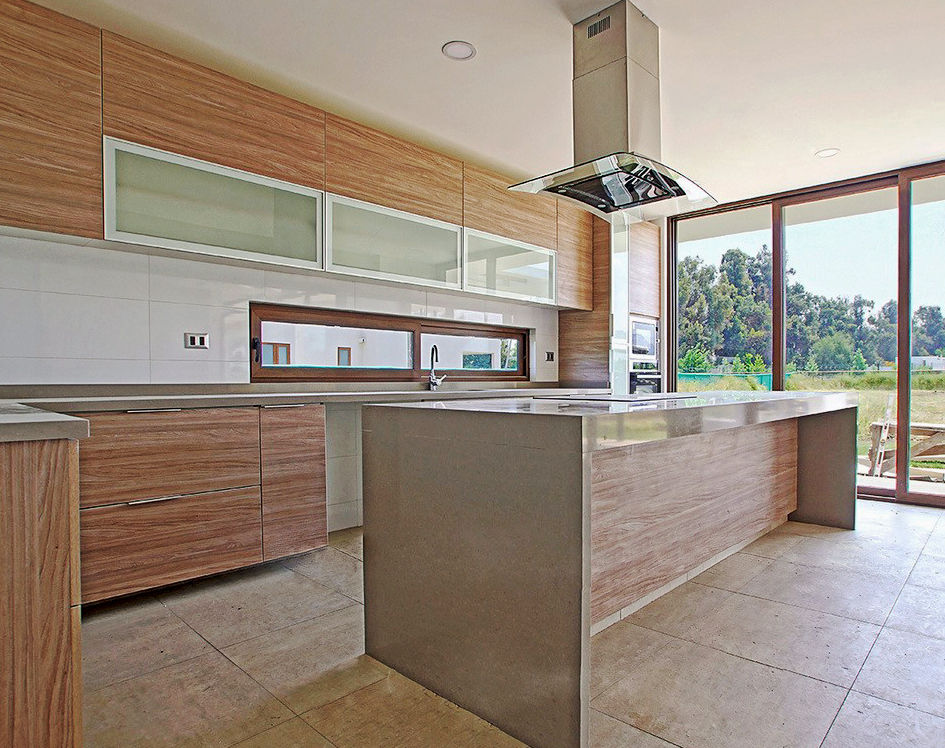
[667, 156, 945, 508]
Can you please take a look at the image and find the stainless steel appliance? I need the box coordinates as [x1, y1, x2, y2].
[629, 315, 658, 362]
[629, 371, 661, 394]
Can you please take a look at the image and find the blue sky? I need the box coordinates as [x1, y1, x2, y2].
[678, 201, 945, 312]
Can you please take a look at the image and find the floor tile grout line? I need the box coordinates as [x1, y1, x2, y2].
[843, 518, 936, 701]
[818, 688, 853, 747]
[845, 685, 945, 721]
[615, 617, 869, 692]
[211, 600, 363, 653]
[589, 706, 685, 747]
[687, 578, 893, 627]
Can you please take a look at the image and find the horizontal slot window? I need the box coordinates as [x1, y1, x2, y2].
[251, 303, 528, 382]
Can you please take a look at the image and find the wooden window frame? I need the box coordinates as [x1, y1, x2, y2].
[250, 302, 529, 383]
[667, 155, 945, 509]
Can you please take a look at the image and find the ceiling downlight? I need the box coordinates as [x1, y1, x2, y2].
[815, 147, 841, 158]
[441, 40, 477, 61]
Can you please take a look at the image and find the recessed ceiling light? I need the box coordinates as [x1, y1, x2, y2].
[814, 147, 841, 159]
[442, 40, 477, 61]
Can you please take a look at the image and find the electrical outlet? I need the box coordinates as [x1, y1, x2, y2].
[184, 332, 210, 349]
[546, 351, 555, 362]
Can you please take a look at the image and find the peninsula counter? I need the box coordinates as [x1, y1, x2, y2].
[361, 391, 858, 748]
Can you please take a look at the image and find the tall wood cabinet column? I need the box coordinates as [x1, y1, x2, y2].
[1, 438, 83, 747]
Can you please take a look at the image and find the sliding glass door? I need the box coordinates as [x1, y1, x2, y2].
[675, 206, 773, 391]
[670, 158, 945, 507]
[908, 174, 945, 498]
[781, 188, 899, 493]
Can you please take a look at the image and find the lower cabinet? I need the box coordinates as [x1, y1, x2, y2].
[260, 404, 328, 559]
[80, 486, 264, 603]
[76, 404, 328, 603]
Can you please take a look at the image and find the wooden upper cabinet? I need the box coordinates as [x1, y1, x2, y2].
[326, 115, 463, 225]
[628, 221, 661, 318]
[555, 201, 594, 310]
[101, 32, 326, 190]
[0, 0, 102, 238]
[260, 404, 327, 560]
[76, 408, 261, 508]
[462, 164, 558, 250]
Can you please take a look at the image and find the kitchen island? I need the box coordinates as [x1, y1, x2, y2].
[361, 390, 858, 748]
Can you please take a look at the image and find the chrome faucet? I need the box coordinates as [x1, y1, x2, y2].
[429, 344, 446, 391]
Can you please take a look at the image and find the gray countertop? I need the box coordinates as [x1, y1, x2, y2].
[0, 401, 90, 443]
[0, 385, 607, 443]
[366, 390, 859, 451]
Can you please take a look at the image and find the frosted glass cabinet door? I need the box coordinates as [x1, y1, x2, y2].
[105, 138, 322, 267]
[464, 229, 556, 303]
[327, 195, 462, 288]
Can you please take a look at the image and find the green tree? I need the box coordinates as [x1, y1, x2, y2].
[811, 332, 855, 371]
[678, 345, 711, 373]
[733, 352, 767, 374]
[851, 349, 868, 371]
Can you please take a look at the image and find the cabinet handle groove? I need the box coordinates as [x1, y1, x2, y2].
[126, 494, 185, 506]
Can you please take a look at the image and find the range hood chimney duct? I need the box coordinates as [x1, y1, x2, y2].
[510, 0, 715, 220]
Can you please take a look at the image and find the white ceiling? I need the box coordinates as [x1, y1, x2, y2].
[36, 0, 945, 204]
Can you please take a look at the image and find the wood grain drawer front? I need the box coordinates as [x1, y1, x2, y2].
[326, 115, 464, 225]
[102, 32, 326, 190]
[260, 405, 327, 559]
[462, 164, 558, 250]
[555, 201, 594, 310]
[79, 486, 263, 603]
[76, 408, 261, 508]
[0, 0, 102, 238]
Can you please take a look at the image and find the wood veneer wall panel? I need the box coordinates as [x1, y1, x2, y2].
[0, 439, 81, 747]
[555, 201, 594, 310]
[589, 420, 798, 623]
[326, 115, 463, 224]
[628, 220, 661, 318]
[0, 0, 102, 237]
[80, 485, 263, 603]
[558, 216, 611, 386]
[76, 407, 261, 507]
[462, 164, 558, 249]
[260, 404, 328, 559]
[102, 32, 326, 189]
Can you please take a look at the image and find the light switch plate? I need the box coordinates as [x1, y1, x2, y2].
[546, 351, 555, 362]
[184, 332, 210, 349]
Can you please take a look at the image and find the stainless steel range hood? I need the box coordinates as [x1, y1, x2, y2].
[510, 0, 716, 221]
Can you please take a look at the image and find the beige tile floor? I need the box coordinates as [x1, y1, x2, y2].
[83, 501, 945, 747]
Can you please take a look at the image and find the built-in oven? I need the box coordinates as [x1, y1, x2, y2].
[629, 315, 659, 364]
[629, 371, 661, 394]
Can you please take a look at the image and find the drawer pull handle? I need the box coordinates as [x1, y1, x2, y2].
[261, 404, 307, 409]
[126, 408, 183, 413]
[127, 494, 184, 506]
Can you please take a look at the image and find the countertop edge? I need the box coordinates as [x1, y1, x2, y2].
[0, 401, 90, 443]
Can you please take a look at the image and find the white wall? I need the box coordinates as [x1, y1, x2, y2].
[0, 232, 559, 384]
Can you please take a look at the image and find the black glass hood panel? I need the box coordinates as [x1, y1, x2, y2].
[549, 162, 687, 214]
[509, 152, 716, 219]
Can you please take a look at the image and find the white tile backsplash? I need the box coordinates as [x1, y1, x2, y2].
[327, 500, 361, 532]
[326, 455, 361, 506]
[149, 302, 249, 362]
[0, 288, 150, 361]
[0, 232, 560, 385]
[264, 270, 356, 309]
[0, 357, 151, 385]
[0, 235, 150, 299]
[354, 281, 427, 317]
[149, 255, 265, 308]
[149, 360, 249, 384]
